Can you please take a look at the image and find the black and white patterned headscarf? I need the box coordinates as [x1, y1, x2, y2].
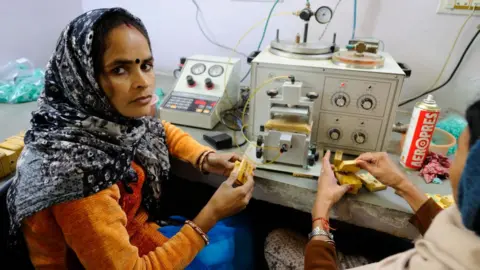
[7, 8, 170, 237]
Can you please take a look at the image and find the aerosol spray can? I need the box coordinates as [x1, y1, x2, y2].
[400, 95, 440, 170]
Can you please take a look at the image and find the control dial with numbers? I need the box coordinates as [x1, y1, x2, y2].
[358, 95, 377, 111]
[331, 92, 350, 108]
[328, 128, 342, 141]
[352, 131, 367, 144]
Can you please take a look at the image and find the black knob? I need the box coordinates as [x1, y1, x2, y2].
[180, 57, 186, 65]
[300, 8, 313, 21]
[334, 96, 347, 107]
[267, 88, 279, 98]
[256, 147, 263, 159]
[328, 128, 341, 141]
[257, 135, 264, 146]
[310, 146, 317, 155]
[186, 75, 195, 86]
[354, 132, 366, 144]
[308, 155, 315, 166]
[205, 78, 214, 89]
[361, 98, 374, 110]
[306, 92, 319, 100]
[260, 125, 265, 132]
[314, 152, 320, 161]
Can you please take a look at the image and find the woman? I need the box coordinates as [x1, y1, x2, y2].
[266, 99, 480, 269]
[7, 8, 255, 269]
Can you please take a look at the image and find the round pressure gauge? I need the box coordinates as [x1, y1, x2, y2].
[315, 6, 333, 24]
[191, 63, 206, 75]
[208, 65, 224, 77]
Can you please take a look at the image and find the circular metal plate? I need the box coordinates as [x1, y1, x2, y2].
[332, 51, 385, 69]
[269, 48, 334, 60]
[270, 40, 334, 55]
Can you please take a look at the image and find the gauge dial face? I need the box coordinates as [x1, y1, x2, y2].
[191, 63, 206, 75]
[315, 6, 333, 24]
[208, 65, 224, 77]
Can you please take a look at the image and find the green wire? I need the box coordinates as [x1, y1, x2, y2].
[257, 0, 280, 50]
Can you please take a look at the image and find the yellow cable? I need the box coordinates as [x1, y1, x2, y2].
[426, 6, 476, 91]
[208, 11, 296, 165]
[241, 75, 290, 143]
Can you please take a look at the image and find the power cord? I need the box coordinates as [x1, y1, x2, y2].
[352, 0, 357, 39]
[399, 29, 480, 107]
[191, 0, 248, 58]
[240, 0, 280, 85]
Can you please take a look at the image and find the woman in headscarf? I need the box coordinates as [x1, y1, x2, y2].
[265, 99, 480, 270]
[7, 8, 255, 269]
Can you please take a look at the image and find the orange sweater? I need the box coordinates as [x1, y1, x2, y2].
[22, 122, 212, 270]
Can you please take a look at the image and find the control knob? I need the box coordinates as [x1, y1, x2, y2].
[334, 95, 347, 107]
[353, 132, 366, 144]
[306, 92, 319, 100]
[328, 128, 341, 141]
[361, 97, 374, 110]
[186, 75, 195, 87]
[267, 88, 279, 98]
[205, 78, 214, 89]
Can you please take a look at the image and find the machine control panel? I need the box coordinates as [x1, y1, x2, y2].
[317, 112, 383, 151]
[163, 93, 219, 115]
[321, 77, 393, 117]
[160, 55, 241, 129]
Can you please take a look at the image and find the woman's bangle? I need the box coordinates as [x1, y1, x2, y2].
[198, 151, 215, 174]
[185, 220, 210, 245]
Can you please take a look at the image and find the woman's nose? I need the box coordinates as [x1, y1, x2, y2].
[132, 70, 149, 90]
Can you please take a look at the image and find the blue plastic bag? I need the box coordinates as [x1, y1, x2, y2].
[159, 215, 254, 270]
[0, 58, 44, 104]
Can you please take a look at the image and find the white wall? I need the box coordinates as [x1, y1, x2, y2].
[0, 0, 83, 68]
[78, 0, 478, 112]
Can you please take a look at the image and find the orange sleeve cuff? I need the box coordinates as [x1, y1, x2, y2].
[162, 121, 213, 166]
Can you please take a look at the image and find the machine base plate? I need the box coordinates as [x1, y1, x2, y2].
[244, 144, 322, 178]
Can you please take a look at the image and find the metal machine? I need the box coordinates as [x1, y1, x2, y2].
[255, 79, 319, 168]
[246, 4, 407, 171]
[160, 55, 241, 129]
[249, 47, 406, 160]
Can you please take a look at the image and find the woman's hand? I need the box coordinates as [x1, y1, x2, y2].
[355, 152, 407, 189]
[202, 152, 241, 176]
[312, 151, 351, 219]
[356, 152, 428, 212]
[194, 170, 255, 233]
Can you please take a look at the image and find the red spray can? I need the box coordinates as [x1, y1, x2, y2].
[400, 95, 441, 170]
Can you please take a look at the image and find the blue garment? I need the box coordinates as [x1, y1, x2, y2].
[458, 140, 480, 236]
[159, 215, 254, 269]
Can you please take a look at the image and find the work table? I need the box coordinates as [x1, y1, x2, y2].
[0, 76, 452, 240]
[172, 118, 452, 240]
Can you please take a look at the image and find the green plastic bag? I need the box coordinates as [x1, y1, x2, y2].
[0, 58, 44, 104]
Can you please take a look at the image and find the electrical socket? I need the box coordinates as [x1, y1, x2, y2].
[437, 0, 480, 15]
